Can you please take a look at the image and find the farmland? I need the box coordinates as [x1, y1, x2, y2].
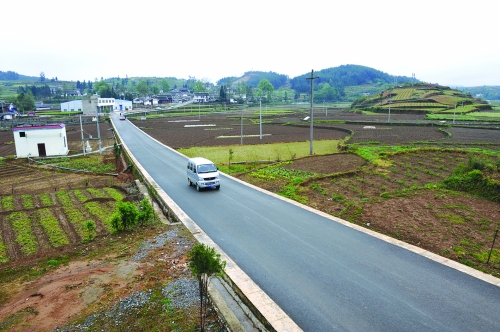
[354, 83, 492, 115]
[133, 111, 500, 279]
[2, 108, 500, 331]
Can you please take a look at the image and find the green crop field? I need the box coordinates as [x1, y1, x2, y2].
[179, 140, 341, 165]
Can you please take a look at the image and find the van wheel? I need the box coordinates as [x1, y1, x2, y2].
[196, 184, 200, 192]
[188, 179, 191, 186]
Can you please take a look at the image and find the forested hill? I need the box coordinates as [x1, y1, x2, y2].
[218, 71, 288, 89]
[290, 65, 415, 93]
[0, 70, 37, 81]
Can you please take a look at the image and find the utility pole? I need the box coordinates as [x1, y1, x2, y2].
[96, 105, 102, 154]
[259, 96, 262, 139]
[240, 108, 243, 145]
[306, 70, 319, 155]
[453, 103, 456, 124]
[80, 115, 85, 155]
[387, 94, 392, 123]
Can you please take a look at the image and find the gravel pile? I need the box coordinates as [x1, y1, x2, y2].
[162, 277, 200, 308]
[53, 290, 152, 332]
[105, 289, 153, 324]
[133, 229, 179, 261]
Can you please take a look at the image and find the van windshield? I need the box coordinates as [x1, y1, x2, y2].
[197, 164, 217, 174]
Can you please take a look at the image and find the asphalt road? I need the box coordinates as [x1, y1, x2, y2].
[113, 115, 500, 331]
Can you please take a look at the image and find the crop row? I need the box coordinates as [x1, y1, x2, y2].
[392, 88, 414, 101]
[0, 188, 124, 212]
[439, 105, 478, 114]
[381, 102, 445, 108]
[0, 187, 124, 263]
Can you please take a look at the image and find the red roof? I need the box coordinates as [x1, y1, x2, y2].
[12, 124, 66, 132]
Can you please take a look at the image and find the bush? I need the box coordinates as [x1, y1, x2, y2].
[138, 198, 155, 225]
[453, 154, 495, 176]
[444, 169, 500, 202]
[111, 201, 139, 232]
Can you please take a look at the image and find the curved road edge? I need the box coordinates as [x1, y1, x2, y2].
[112, 117, 302, 332]
[225, 162, 500, 288]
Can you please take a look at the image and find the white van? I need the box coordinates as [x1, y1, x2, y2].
[187, 157, 220, 191]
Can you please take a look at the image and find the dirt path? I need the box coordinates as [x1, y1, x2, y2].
[0, 259, 142, 331]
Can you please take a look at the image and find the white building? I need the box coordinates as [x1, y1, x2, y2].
[60, 100, 83, 112]
[13, 124, 69, 158]
[82, 95, 115, 115]
[61, 97, 131, 113]
[113, 99, 133, 112]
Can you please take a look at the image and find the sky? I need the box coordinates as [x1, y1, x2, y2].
[2, 0, 500, 87]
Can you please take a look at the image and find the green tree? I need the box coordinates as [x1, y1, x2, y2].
[219, 85, 227, 102]
[150, 85, 160, 95]
[236, 82, 247, 95]
[39, 71, 45, 82]
[246, 84, 254, 101]
[111, 201, 139, 232]
[16, 92, 35, 113]
[257, 78, 274, 103]
[193, 80, 206, 93]
[93, 80, 109, 96]
[136, 81, 149, 97]
[188, 244, 226, 332]
[316, 83, 337, 101]
[159, 79, 171, 93]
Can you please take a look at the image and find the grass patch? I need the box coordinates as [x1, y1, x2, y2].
[178, 140, 340, 164]
[36, 208, 70, 247]
[57, 190, 88, 240]
[0, 234, 9, 263]
[2, 195, 15, 211]
[44, 155, 116, 173]
[37, 193, 53, 206]
[86, 188, 107, 198]
[8, 212, 37, 255]
[103, 187, 124, 201]
[85, 201, 117, 232]
[278, 179, 308, 204]
[73, 190, 88, 203]
[21, 194, 35, 209]
[436, 213, 465, 224]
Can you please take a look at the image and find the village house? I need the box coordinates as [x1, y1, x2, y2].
[193, 92, 209, 103]
[12, 124, 69, 158]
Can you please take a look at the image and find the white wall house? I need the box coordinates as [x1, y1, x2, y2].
[194, 92, 209, 103]
[61, 97, 130, 113]
[13, 124, 69, 158]
[60, 100, 83, 112]
[113, 99, 133, 112]
[82, 95, 115, 115]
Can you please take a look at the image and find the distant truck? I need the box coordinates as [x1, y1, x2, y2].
[187, 157, 220, 191]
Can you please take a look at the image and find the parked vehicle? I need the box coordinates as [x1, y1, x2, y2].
[119, 114, 126, 120]
[187, 157, 220, 191]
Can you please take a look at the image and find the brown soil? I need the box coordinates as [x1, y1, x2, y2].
[128, 112, 500, 277]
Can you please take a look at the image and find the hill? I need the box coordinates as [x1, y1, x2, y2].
[351, 83, 492, 114]
[289, 64, 415, 94]
[0, 71, 37, 81]
[220, 71, 288, 89]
